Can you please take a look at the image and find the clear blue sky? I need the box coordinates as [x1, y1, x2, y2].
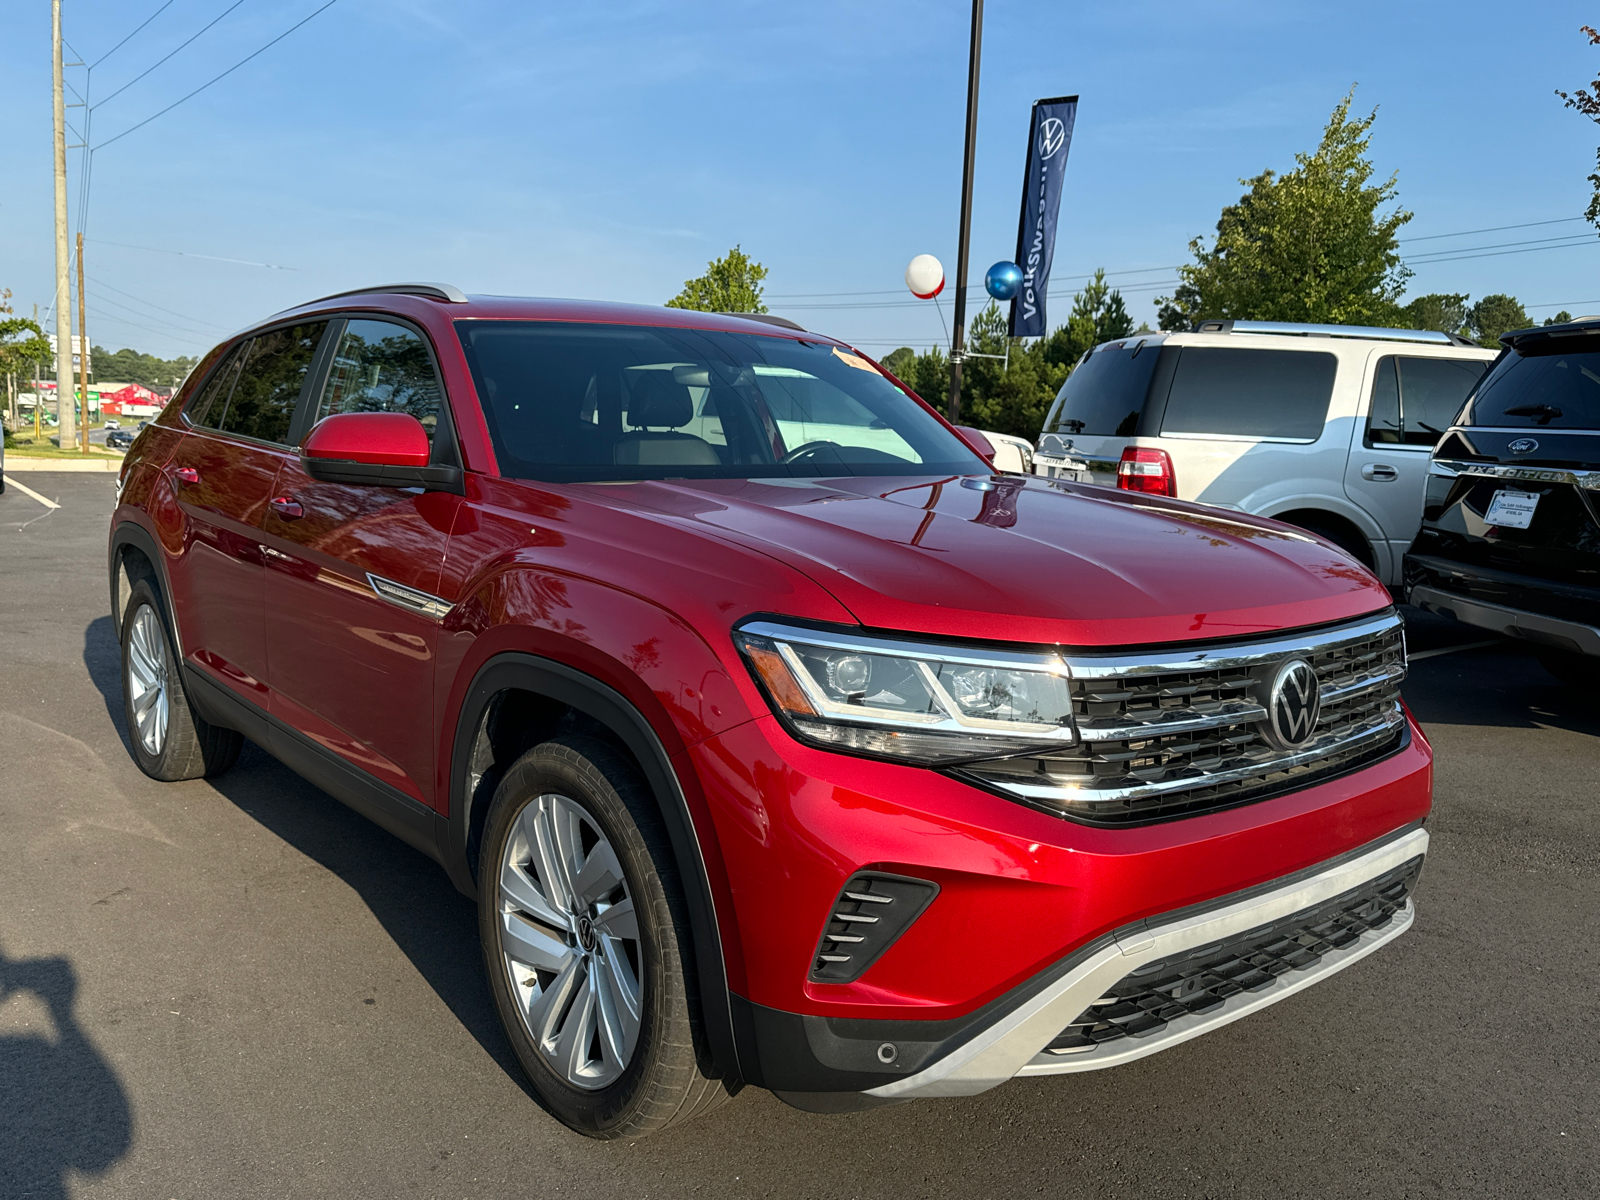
[3, 0, 1599, 362]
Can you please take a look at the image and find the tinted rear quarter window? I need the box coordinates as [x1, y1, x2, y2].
[1367, 355, 1488, 447]
[1461, 340, 1600, 429]
[1162, 347, 1336, 440]
[216, 322, 328, 444]
[184, 344, 244, 428]
[1046, 342, 1161, 436]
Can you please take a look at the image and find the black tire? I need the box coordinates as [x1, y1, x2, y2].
[478, 735, 734, 1139]
[120, 578, 243, 781]
[1537, 648, 1592, 687]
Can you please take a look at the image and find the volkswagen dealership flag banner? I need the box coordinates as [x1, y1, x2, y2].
[1009, 95, 1078, 339]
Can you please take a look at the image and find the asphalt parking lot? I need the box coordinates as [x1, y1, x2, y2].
[2, 472, 1596, 1200]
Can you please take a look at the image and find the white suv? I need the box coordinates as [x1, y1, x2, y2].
[1030, 320, 1498, 586]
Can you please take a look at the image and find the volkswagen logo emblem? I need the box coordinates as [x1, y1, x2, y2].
[1038, 116, 1067, 159]
[576, 914, 597, 953]
[1260, 659, 1321, 750]
[1508, 438, 1539, 455]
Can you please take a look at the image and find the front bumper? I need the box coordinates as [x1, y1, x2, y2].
[865, 824, 1424, 1100]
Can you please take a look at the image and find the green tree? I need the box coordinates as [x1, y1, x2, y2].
[1040, 270, 1134, 368]
[1157, 89, 1412, 330]
[91, 345, 198, 389]
[665, 245, 769, 313]
[1544, 310, 1575, 326]
[1466, 294, 1530, 347]
[2, 290, 53, 432]
[1402, 292, 1470, 335]
[1556, 24, 1600, 232]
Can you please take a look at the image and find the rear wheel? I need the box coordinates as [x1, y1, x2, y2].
[120, 578, 242, 781]
[478, 735, 734, 1139]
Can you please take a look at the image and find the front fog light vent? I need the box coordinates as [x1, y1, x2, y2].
[809, 872, 939, 984]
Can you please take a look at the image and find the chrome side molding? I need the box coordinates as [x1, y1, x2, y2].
[367, 574, 452, 620]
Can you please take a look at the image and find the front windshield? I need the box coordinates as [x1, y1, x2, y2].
[455, 320, 979, 482]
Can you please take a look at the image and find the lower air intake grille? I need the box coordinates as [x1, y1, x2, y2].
[1043, 855, 1424, 1054]
[809, 872, 939, 984]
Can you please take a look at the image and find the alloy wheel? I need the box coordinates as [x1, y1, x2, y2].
[126, 604, 170, 757]
[498, 792, 643, 1089]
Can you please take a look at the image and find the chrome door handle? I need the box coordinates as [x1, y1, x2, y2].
[172, 466, 200, 487]
[1360, 463, 1398, 482]
[268, 496, 304, 520]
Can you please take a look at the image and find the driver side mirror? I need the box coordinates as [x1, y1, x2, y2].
[954, 425, 997, 466]
[302, 412, 463, 493]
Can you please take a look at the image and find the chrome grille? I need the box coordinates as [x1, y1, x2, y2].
[961, 611, 1407, 826]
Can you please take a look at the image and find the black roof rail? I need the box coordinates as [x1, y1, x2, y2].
[313, 282, 469, 305]
[718, 311, 806, 331]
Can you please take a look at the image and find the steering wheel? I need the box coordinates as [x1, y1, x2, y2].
[780, 440, 843, 464]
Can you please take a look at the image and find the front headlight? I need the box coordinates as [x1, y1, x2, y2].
[734, 620, 1077, 765]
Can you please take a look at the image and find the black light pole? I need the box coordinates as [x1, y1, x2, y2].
[947, 0, 984, 423]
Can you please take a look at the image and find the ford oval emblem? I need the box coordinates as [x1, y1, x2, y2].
[1509, 438, 1539, 455]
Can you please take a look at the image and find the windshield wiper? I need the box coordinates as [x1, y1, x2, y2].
[1503, 404, 1564, 425]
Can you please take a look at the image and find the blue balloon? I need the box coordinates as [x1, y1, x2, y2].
[985, 261, 1023, 301]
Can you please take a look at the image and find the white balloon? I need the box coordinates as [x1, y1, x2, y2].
[905, 254, 945, 299]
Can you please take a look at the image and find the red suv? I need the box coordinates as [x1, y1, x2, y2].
[109, 285, 1431, 1138]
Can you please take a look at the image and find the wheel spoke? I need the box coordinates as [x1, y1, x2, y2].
[551, 970, 598, 1079]
[499, 857, 570, 933]
[529, 799, 579, 914]
[500, 909, 574, 976]
[591, 895, 638, 941]
[572, 839, 625, 909]
[593, 941, 642, 1067]
[525, 951, 585, 1046]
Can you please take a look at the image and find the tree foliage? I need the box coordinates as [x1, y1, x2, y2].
[1555, 24, 1600, 232]
[90, 345, 198, 389]
[1401, 293, 1469, 335]
[1400, 291, 1532, 346]
[1466, 295, 1531, 347]
[881, 271, 1135, 442]
[1157, 90, 1412, 330]
[665, 245, 769, 313]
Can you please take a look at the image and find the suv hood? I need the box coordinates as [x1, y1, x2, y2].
[578, 474, 1391, 646]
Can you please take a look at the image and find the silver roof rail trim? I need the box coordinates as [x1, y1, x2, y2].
[1193, 319, 1475, 348]
[313, 282, 469, 305]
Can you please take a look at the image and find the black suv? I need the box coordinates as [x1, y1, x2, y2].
[1405, 315, 1600, 682]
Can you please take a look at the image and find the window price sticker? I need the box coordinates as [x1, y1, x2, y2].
[1483, 489, 1540, 530]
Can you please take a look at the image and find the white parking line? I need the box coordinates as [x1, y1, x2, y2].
[1409, 639, 1502, 661]
[5, 476, 62, 510]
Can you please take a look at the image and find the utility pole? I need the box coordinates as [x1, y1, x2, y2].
[946, 0, 984, 423]
[77, 230, 90, 452]
[51, 0, 77, 450]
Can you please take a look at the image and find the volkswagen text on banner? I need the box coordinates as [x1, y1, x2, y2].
[1009, 95, 1078, 339]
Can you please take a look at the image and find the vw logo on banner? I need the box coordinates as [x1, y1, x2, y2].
[1261, 659, 1322, 749]
[1038, 117, 1067, 159]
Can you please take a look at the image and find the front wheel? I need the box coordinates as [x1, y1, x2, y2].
[120, 578, 242, 781]
[478, 735, 734, 1138]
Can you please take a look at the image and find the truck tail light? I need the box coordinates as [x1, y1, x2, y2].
[1116, 447, 1177, 497]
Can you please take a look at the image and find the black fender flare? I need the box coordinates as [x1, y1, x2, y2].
[443, 651, 741, 1084]
[108, 519, 176, 646]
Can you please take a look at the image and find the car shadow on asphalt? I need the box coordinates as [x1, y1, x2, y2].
[78, 616, 535, 1101]
[1401, 642, 1600, 737]
[0, 944, 133, 1200]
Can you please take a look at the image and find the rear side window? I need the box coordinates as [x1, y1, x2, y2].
[183, 345, 244, 428]
[1367, 356, 1489, 447]
[1460, 340, 1600, 429]
[1046, 342, 1161, 436]
[314, 319, 444, 439]
[215, 322, 328, 444]
[1161, 347, 1336, 440]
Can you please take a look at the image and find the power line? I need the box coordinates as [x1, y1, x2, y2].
[87, 237, 296, 270]
[95, 0, 341, 151]
[92, 1, 178, 70]
[86, 286, 229, 338]
[1398, 216, 1587, 244]
[93, 0, 251, 113]
[87, 275, 233, 330]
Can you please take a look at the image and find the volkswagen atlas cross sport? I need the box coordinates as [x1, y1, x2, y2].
[109, 284, 1431, 1139]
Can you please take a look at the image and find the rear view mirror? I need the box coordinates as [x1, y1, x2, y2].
[302, 412, 463, 493]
